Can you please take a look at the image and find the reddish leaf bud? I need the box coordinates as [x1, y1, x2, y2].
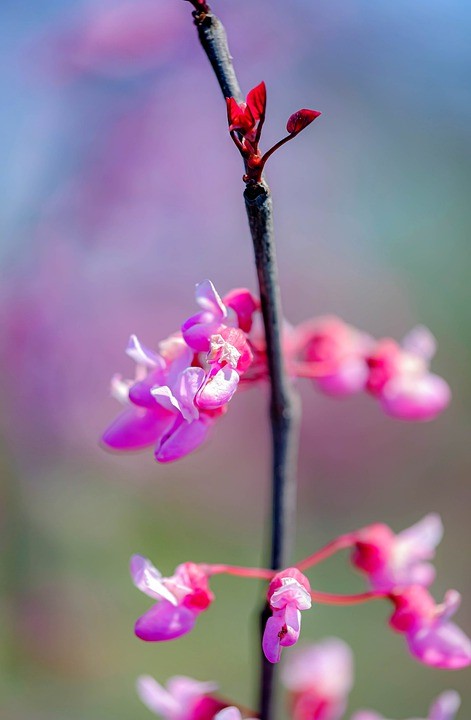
[226, 97, 254, 134]
[286, 108, 321, 135]
[246, 81, 267, 124]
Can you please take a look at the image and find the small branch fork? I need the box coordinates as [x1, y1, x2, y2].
[184, 2, 304, 718]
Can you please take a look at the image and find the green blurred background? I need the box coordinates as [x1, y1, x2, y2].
[1, 0, 470, 718]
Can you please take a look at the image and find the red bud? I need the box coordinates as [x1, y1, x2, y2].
[286, 108, 321, 135]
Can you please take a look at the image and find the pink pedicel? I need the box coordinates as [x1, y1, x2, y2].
[130, 556, 214, 641]
[351, 513, 443, 592]
[281, 637, 353, 720]
[366, 326, 451, 421]
[351, 690, 461, 720]
[262, 568, 312, 664]
[389, 585, 471, 669]
[137, 675, 226, 720]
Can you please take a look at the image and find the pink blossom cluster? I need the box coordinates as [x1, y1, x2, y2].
[102, 281, 451, 463]
[102, 280, 257, 462]
[129, 514, 471, 672]
[136, 638, 461, 720]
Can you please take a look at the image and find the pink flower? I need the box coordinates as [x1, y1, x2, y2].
[291, 315, 373, 396]
[351, 513, 443, 592]
[102, 281, 256, 462]
[366, 326, 451, 421]
[102, 333, 216, 462]
[281, 637, 354, 720]
[351, 690, 461, 720]
[137, 675, 226, 720]
[181, 280, 256, 356]
[262, 568, 312, 664]
[389, 585, 471, 669]
[130, 555, 214, 642]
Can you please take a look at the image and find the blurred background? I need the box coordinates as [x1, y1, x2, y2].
[1, 0, 470, 718]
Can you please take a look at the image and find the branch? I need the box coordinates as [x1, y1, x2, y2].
[186, 5, 301, 719]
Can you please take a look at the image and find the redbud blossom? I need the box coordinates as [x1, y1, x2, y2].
[366, 326, 451, 421]
[131, 555, 214, 641]
[389, 585, 471, 669]
[262, 568, 312, 663]
[351, 513, 443, 592]
[281, 638, 353, 720]
[137, 675, 226, 720]
[102, 280, 257, 462]
[351, 690, 461, 720]
[292, 315, 373, 396]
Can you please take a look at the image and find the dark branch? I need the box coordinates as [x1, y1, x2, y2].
[186, 6, 300, 719]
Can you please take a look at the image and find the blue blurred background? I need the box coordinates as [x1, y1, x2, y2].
[1, 1, 470, 718]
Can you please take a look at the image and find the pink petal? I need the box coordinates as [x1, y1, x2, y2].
[155, 416, 212, 463]
[166, 676, 218, 707]
[135, 600, 196, 641]
[429, 691, 461, 720]
[281, 637, 353, 697]
[181, 312, 220, 352]
[136, 675, 181, 717]
[213, 709, 244, 720]
[223, 288, 259, 333]
[316, 358, 368, 396]
[270, 578, 311, 611]
[380, 373, 451, 421]
[197, 367, 240, 410]
[130, 555, 177, 604]
[195, 280, 227, 319]
[408, 621, 471, 669]
[126, 334, 163, 368]
[101, 407, 174, 450]
[401, 325, 437, 362]
[262, 613, 285, 664]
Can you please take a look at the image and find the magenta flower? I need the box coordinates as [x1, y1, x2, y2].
[102, 334, 216, 462]
[389, 585, 471, 669]
[351, 513, 443, 592]
[281, 637, 354, 720]
[130, 555, 214, 641]
[292, 315, 373, 396]
[262, 568, 312, 664]
[102, 281, 257, 462]
[366, 326, 451, 421]
[137, 675, 226, 720]
[351, 690, 461, 720]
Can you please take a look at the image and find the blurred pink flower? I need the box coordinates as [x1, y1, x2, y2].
[291, 315, 373, 396]
[351, 690, 461, 720]
[131, 556, 214, 642]
[366, 326, 451, 421]
[137, 674, 226, 720]
[351, 513, 443, 592]
[389, 585, 471, 669]
[281, 637, 353, 720]
[262, 568, 312, 664]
